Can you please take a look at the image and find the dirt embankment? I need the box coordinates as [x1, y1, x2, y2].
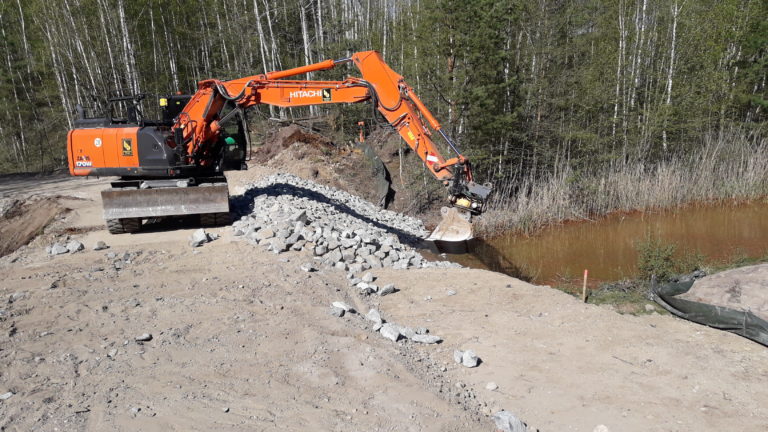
[0, 172, 112, 259]
[249, 124, 445, 228]
[0, 197, 64, 258]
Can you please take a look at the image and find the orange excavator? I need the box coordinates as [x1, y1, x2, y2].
[67, 51, 491, 241]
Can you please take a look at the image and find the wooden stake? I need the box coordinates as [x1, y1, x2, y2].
[582, 269, 588, 302]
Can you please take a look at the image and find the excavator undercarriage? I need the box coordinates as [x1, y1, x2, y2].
[101, 177, 230, 234]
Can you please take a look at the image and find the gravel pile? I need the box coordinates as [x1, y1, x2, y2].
[232, 173, 460, 271]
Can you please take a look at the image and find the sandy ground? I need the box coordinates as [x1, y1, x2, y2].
[1, 168, 767, 431]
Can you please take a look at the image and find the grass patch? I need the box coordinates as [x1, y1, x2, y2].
[554, 238, 709, 315]
[555, 239, 768, 314]
[587, 280, 656, 315]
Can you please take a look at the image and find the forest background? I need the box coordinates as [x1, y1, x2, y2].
[0, 0, 765, 230]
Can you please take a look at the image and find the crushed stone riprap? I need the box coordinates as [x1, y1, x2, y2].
[231, 173, 461, 271]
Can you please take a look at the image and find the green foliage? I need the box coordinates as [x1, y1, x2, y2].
[675, 248, 706, 275]
[0, 0, 764, 178]
[635, 236, 706, 281]
[635, 237, 677, 281]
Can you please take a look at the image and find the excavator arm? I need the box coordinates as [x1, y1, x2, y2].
[173, 51, 491, 241]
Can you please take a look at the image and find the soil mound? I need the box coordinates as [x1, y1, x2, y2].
[251, 124, 388, 206]
[0, 197, 63, 257]
[253, 124, 333, 163]
[251, 124, 445, 227]
[681, 264, 768, 321]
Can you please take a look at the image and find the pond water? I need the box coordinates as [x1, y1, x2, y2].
[432, 201, 768, 286]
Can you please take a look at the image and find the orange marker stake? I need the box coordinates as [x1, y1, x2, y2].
[582, 269, 589, 303]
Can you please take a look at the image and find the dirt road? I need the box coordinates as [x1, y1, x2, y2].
[1, 168, 767, 431]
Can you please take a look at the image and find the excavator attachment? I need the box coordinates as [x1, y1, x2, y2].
[427, 206, 474, 242]
[101, 179, 229, 221]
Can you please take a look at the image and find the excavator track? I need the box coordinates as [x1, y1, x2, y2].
[106, 218, 141, 234]
[200, 212, 231, 226]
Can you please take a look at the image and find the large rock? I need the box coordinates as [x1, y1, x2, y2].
[66, 240, 84, 253]
[399, 326, 416, 340]
[49, 243, 68, 255]
[379, 323, 400, 342]
[357, 282, 375, 295]
[492, 411, 528, 432]
[189, 229, 209, 247]
[256, 228, 275, 241]
[324, 249, 343, 265]
[412, 334, 442, 344]
[364, 255, 383, 269]
[461, 350, 480, 367]
[269, 238, 288, 254]
[366, 309, 383, 325]
[290, 210, 308, 224]
[332, 301, 353, 312]
[379, 283, 397, 296]
[275, 228, 292, 239]
[454, 349, 480, 367]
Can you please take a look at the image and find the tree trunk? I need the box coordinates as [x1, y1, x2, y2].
[299, 0, 316, 116]
[662, 0, 682, 152]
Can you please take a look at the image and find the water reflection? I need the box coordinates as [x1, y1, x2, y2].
[432, 201, 768, 285]
[424, 239, 534, 282]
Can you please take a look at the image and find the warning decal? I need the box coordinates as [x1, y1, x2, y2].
[122, 138, 133, 156]
[322, 88, 332, 102]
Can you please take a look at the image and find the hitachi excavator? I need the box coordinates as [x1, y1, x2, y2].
[67, 51, 491, 241]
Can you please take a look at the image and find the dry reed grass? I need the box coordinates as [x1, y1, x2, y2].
[476, 129, 768, 236]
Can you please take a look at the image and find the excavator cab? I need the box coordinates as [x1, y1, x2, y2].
[159, 94, 192, 124]
[218, 113, 249, 171]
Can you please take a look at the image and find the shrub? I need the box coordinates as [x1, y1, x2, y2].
[636, 237, 677, 281]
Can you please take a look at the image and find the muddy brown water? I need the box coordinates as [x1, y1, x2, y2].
[428, 201, 768, 286]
